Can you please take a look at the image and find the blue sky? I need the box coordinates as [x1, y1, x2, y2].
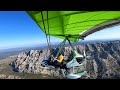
[0, 11, 120, 50]
[0, 11, 63, 50]
[84, 25, 120, 40]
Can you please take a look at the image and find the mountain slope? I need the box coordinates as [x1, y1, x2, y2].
[11, 40, 120, 79]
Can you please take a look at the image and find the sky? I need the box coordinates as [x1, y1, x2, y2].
[0, 11, 120, 50]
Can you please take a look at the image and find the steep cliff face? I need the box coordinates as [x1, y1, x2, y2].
[85, 41, 120, 79]
[11, 40, 120, 79]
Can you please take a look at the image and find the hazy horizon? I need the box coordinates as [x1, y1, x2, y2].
[1, 38, 120, 51]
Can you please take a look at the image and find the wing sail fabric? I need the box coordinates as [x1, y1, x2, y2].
[26, 11, 120, 42]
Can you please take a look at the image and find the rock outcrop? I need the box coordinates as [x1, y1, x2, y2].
[11, 40, 120, 79]
[11, 50, 69, 78]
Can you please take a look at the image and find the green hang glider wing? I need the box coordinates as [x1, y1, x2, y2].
[26, 11, 120, 42]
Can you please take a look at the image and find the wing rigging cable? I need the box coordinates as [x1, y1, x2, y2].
[47, 11, 51, 49]
[40, 11, 51, 53]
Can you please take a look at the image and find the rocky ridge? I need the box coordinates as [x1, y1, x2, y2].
[11, 40, 120, 79]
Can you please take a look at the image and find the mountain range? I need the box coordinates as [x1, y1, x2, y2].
[11, 40, 120, 79]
